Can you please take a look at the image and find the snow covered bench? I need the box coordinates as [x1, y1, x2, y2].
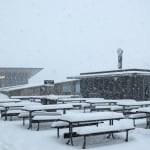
[51, 121, 99, 138]
[1, 109, 25, 121]
[18, 111, 62, 126]
[128, 113, 149, 127]
[64, 120, 135, 149]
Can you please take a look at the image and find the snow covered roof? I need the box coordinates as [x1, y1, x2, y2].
[67, 68, 150, 79]
[11, 94, 77, 100]
[0, 83, 53, 92]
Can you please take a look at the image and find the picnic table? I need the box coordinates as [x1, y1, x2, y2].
[117, 100, 150, 115]
[59, 111, 124, 146]
[0, 101, 39, 120]
[22, 103, 73, 129]
[134, 107, 150, 128]
[85, 99, 120, 112]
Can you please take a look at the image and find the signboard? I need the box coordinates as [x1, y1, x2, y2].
[44, 80, 54, 85]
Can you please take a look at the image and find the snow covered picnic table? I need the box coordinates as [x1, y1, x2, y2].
[0, 102, 40, 120]
[22, 104, 73, 129]
[58, 112, 125, 147]
[117, 100, 150, 115]
[134, 107, 150, 128]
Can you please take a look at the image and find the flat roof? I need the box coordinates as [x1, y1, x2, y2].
[0, 83, 53, 92]
[0, 67, 43, 79]
[67, 68, 150, 79]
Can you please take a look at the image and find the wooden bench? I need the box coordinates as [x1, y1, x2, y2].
[51, 121, 99, 138]
[64, 122, 134, 149]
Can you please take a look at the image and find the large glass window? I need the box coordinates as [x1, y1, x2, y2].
[75, 82, 80, 94]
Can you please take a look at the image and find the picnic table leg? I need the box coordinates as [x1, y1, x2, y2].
[23, 117, 25, 126]
[125, 130, 129, 142]
[4, 107, 8, 121]
[63, 109, 66, 114]
[90, 103, 92, 112]
[57, 128, 60, 138]
[146, 116, 150, 129]
[107, 120, 114, 139]
[83, 136, 86, 149]
[123, 106, 126, 115]
[66, 123, 74, 146]
[28, 111, 32, 129]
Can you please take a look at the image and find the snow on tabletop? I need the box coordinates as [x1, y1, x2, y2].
[94, 105, 123, 111]
[23, 103, 73, 111]
[6, 110, 25, 114]
[0, 101, 41, 107]
[76, 119, 134, 135]
[60, 112, 124, 122]
[136, 107, 150, 113]
[33, 115, 61, 120]
[128, 113, 146, 118]
[58, 97, 86, 101]
[117, 101, 143, 106]
[138, 101, 150, 105]
[86, 99, 121, 104]
[110, 106, 123, 110]
[0, 98, 21, 103]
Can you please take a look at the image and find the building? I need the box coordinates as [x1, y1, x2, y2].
[68, 68, 150, 100]
[0, 67, 43, 88]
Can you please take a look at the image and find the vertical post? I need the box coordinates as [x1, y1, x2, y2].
[83, 136, 86, 149]
[28, 111, 33, 129]
[117, 48, 123, 69]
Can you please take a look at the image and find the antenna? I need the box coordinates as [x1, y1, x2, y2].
[117, 48, 123, 69]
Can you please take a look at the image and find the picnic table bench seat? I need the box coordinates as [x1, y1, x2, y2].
[51, 121, 99, 138]
[128, 113, 149, 126]
[18, 111, 62, 126]
[1, 109, 26, 120]
[64, 120, 134, 149]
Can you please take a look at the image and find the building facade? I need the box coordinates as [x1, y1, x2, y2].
[68, 69, 150, 100]
[0, 68, 43, 88]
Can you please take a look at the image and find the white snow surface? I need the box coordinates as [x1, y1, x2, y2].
[60, 112, 124, 122]
[1, 98, 150, 150]
[23, 103, 73, 111]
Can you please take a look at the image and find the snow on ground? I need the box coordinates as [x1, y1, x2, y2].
[0, 117, 150, 150]
[0, 93, 150, 150]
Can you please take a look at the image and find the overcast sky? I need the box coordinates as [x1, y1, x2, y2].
[0, 0, 150, 83]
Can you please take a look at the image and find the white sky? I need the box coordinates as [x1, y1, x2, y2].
[0, 0, 150, 83]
